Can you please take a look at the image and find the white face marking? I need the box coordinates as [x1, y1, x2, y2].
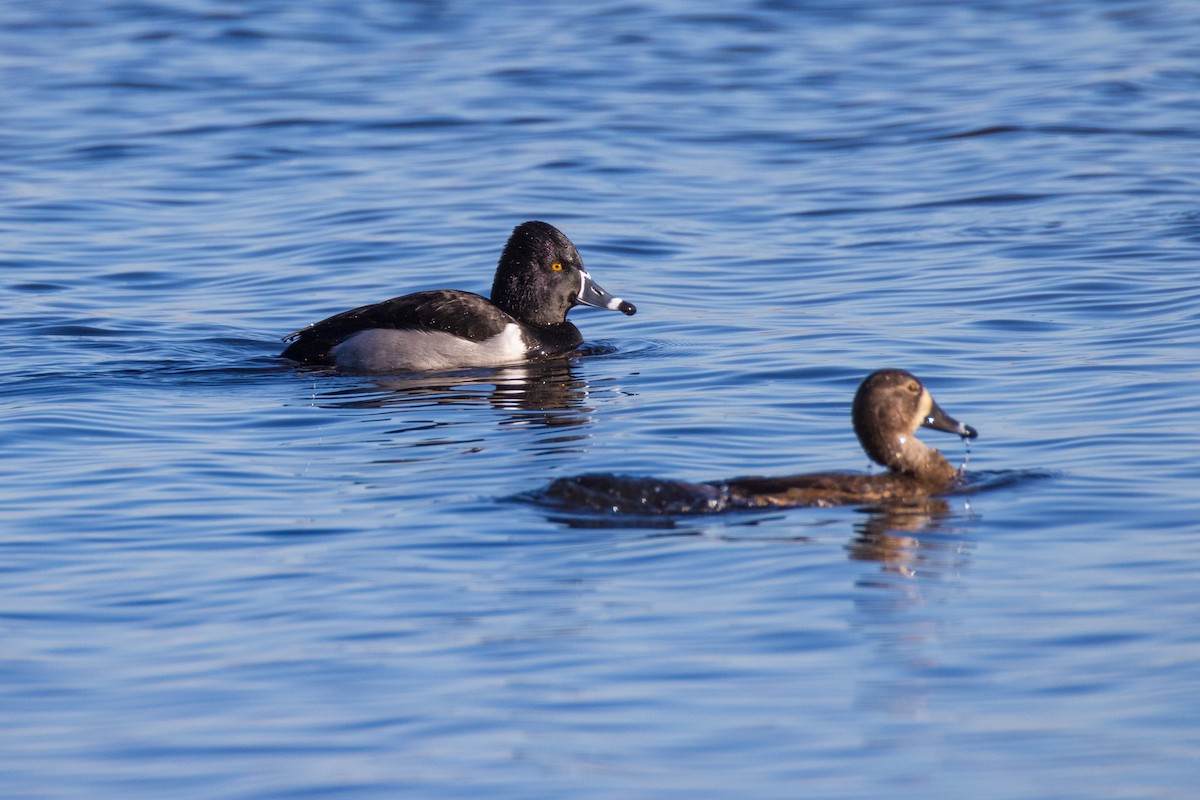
[914, 389, 933, 433]
[578, 268, 627, 311]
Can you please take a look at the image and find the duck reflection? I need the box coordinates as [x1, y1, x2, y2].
[291, 357, 598, 456]
[303, 357, 588, 416]
[847, 497, 972, 579]
[487, 361, 594, 428]
[847, 497, 977, 719]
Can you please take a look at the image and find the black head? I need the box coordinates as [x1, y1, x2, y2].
[490, 221, 636, 327]
[852, 369, 977, 472]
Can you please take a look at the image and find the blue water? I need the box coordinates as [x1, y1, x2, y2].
[3, 1, 1199, 797]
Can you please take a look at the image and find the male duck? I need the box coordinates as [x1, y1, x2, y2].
[281, 221, 636, 372]
[538, 369, 978, 514]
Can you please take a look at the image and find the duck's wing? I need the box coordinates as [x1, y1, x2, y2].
[724, 472, 925, 508]
[723, 473, 859, 507]
[281, 290, 510, 364]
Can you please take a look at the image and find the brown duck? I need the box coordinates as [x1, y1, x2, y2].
[538, 369, 978, 514]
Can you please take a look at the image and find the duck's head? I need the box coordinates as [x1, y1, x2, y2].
[851, 369, 977, 480]
[491, 221, 636, 327]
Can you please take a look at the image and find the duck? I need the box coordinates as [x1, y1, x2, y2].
[537, 369, 978, 514]
[281, 221, 636, 372]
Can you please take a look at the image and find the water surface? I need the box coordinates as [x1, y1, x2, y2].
[2, 1, 1199, 798]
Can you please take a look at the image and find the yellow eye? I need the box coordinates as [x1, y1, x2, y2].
[551, 261, 563, 271]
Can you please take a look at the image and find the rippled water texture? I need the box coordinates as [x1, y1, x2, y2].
[2, 2, 1199, 798]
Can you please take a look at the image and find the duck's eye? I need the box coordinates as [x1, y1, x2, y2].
[551, 261, 563, 271]
[907, 382, 920, 393]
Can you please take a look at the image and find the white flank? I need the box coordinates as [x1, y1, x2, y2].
[331, 324, 528, 372]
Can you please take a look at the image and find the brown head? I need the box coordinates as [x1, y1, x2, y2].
[851, 369, 978, 486]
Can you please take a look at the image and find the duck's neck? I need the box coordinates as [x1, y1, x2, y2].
[883, 435, 960, 488]
[491, 274, 564, 327]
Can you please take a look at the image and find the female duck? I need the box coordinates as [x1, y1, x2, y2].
[538, 369, 978, 514]
[281, 221, 636, 372]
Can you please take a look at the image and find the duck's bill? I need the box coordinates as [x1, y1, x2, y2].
[922, 400, 979, 440]
[576, 271, 636, 316]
